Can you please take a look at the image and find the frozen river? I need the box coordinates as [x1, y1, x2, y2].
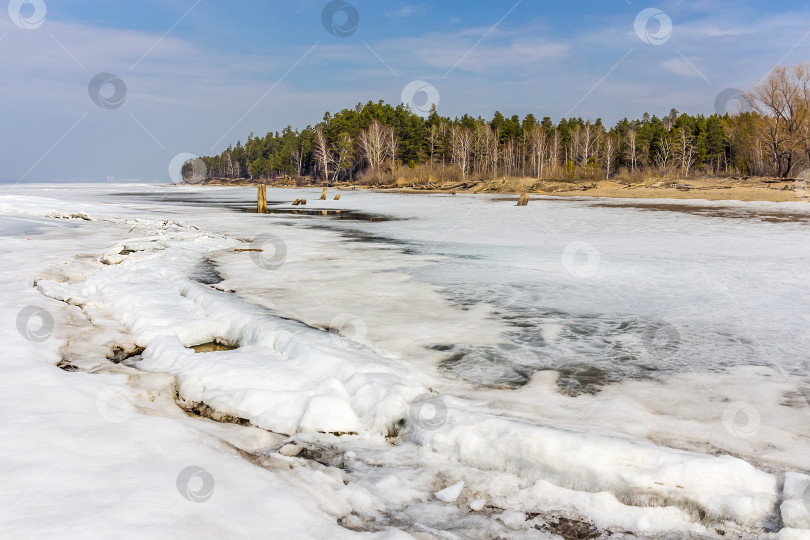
[1, 183, 809, 539]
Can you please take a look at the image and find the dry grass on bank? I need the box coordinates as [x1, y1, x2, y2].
[201, 168, 808, 203]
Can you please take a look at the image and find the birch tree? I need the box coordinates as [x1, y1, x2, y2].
[675, 127, 696, 176]
[451, 125, 472, 180]
[313, 125, 331, 182]
[529, 125, 548, 179]
[332, 132, 354, 182]
[358, 119, 387, 172]
[603, 134, 617, 180]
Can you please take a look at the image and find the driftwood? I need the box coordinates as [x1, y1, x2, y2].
[444, 182, 468, 190]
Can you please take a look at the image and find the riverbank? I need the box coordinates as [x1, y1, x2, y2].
[199, 175, 807, 204]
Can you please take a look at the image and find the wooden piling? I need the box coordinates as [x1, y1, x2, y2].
[517, 193, 529, 206]
[257, 185, 267, 213]
[319, 188, 328, 200]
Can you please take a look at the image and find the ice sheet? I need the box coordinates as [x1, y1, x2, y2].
[2, 183, 809, 538]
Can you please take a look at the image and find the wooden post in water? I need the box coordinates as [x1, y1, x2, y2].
[517, 193, 529, 206]
[257, 185, 267, 213]
[319, 188, 328, 200]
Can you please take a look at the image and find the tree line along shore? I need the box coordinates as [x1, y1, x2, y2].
[186, 63, 810, 200]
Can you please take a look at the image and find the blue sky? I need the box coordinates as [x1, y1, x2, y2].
[2, 0, 809, 182]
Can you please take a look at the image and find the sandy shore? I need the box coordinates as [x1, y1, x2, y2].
[204, 176, 809, 204]
[539, 180, 804, 203]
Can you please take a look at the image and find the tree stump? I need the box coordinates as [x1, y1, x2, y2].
[334, 194, 341, 200]
[319, 188, 328, 200]
[257, 185, 267, 213]
[517, 193, 530, 206]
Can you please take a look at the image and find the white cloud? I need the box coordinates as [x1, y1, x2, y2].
[385, 5, 427, 18]
[662, 57, 704, 78]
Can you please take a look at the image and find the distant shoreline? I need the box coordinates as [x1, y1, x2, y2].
[189, 176, 808, 204]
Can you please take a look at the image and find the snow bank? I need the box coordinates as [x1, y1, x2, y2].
[779, 528, 810, 540]
[782, 473, 810, 529]
[37, 220, 427, 437]
[0, 209, 379, 539]
[417, 408, 778, 526]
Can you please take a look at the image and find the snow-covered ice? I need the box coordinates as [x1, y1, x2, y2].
[1, 183, 809, 539]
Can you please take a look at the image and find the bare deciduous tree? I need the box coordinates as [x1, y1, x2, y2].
[313, 125, 331, 182]
[529, 125, 548, 179]
[386, 125, 398, 168]
[358, 119, 387, 172]
[451, 125, 473, 180]
[603, 134, 617, 180]
[747, 63, 810, 177]
[332, 132, 354, 182]
[675, 128, 696, 176]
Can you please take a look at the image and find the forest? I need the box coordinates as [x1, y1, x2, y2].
[191, 63, 810, 186]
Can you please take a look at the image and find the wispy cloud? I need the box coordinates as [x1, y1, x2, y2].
[385, 5, 427, 18]
[662, 57, 703, 78]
